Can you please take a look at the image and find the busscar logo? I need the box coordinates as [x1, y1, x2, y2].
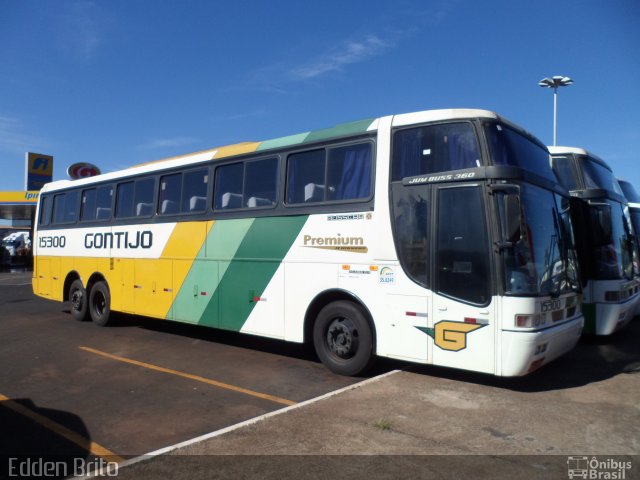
[416, 321, 486, 351]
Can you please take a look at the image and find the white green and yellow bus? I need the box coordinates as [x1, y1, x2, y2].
[549, 147, 640, 335]
[33, 109, 584, 376]
[617, 178, 640, 319]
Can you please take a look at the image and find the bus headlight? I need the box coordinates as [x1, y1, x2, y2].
[515, 314, 547, 328]
[604, 291, 620, 302]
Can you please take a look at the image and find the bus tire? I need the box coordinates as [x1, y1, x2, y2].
[313, 300, 375, 376]
[89, 281, 111, 326]
[69, 279, 89, 322]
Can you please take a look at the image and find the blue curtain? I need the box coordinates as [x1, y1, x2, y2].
[393, 132, 422, 180]
[447, 127, 479, 170]
[334, 144, 372, 200]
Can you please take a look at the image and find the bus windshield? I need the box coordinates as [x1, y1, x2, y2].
[501, 184, 580, 296]
[590, 200, 635, 280]
[619, 180, 640, 203]
[484, 122, 556, 182]
[579, 156, 624, 195]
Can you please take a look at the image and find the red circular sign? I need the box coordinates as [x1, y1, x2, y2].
[67, 162, 101, 179]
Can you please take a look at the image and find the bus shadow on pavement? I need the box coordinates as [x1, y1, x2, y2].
[406, 318, 640, 392]
[62, 307, 640, 389]
[77, 310, 409, 379]
[97, 311, 321, 363]
[0, 398, 93, 479]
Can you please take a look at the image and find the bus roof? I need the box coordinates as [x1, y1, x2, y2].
[548, 146, 612, 171]
[41, 108, 504, 194]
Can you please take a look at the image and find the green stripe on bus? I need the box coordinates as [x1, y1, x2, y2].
[302, 118, 375, 144]
[257, 133, 310, 151]
[170, 219, 254, 323]
[256, 118, 375, 153]
[198, 215, 308, 330]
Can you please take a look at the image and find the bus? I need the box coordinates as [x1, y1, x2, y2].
[33, 109, 584, 377]
[549, 147, 640, 335]
[617, 178, 640, 318]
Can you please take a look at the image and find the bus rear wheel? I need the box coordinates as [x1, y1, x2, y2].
[313, 300, 375, 376]
[89, 281, 111, 326]
[69, 279, 88, 322]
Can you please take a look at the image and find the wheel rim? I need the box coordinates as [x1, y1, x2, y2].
[70, 288, 84, 312]
[325, 317, 359, 360]
[93, 291, 106, 319]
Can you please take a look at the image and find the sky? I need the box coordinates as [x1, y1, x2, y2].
[0, 0, 639, 194]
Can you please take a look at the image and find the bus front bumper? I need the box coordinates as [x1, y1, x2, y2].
[500, 316, 584, 377]
[584, 294, 639, 336]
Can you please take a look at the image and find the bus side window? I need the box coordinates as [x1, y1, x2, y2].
[52, 191, 80, 225]
[134, 178, 155, 217]
[81, 189, 97, 221]
[326, 143, 372, 201]
[392, 187, 430, 287]
[551, 156, 578, 191]
[214, 163, 243, 210]
[39, 195, 52, 226]
[287, 149, 325, 204]
[245, 158, 278, 208]
[96, 185, 113, 220]
[181, 169, 208, 213]
[115, 182, 134, 218]
[158, 174, 181, 215]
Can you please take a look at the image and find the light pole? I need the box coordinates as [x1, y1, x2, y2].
[538, 75, 573, 146]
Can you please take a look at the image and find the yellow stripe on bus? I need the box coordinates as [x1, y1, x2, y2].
[156, 220, 215, 318]
[212, 142, 261, 159]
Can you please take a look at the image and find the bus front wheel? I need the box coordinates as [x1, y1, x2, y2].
[68, 279, 88, 322]
[313, 300, 375, 376]
[89, 281, 111, 326]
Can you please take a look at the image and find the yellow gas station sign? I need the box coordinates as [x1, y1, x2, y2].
[25, 152, 53, 190]
[0, 191, 40, 204]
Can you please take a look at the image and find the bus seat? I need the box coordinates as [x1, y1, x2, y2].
[221, 192, 242, 209]
[161, 199, 178, 215]
[304, 183, 325, 202]
[96, 207, 111, 220]
[246, 196, 271, 208]
[136, 202, 153, 217]
[189, 196, 207, 212]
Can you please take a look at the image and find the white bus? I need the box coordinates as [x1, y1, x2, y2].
[617, 178, 640, 318]
[32, 109, 584, 376]
[549, 147, 640, 335]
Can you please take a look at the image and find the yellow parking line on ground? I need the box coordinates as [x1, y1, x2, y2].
[79, 346, 297, 407]
[0, 393, 124, 463]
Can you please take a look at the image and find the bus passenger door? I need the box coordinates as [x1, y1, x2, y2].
[431, 184, 495, 374]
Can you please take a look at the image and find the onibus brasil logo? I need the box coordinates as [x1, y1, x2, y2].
[567, 456, 632, 479]
[416, 321, 485, 351]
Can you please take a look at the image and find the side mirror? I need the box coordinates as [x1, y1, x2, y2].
[590, 204, 612, 247]
[493, 186, 523, 251]
[504, 194, 523, 244]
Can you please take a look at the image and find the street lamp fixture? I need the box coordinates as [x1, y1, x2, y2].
[539, 75, 573, 146]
